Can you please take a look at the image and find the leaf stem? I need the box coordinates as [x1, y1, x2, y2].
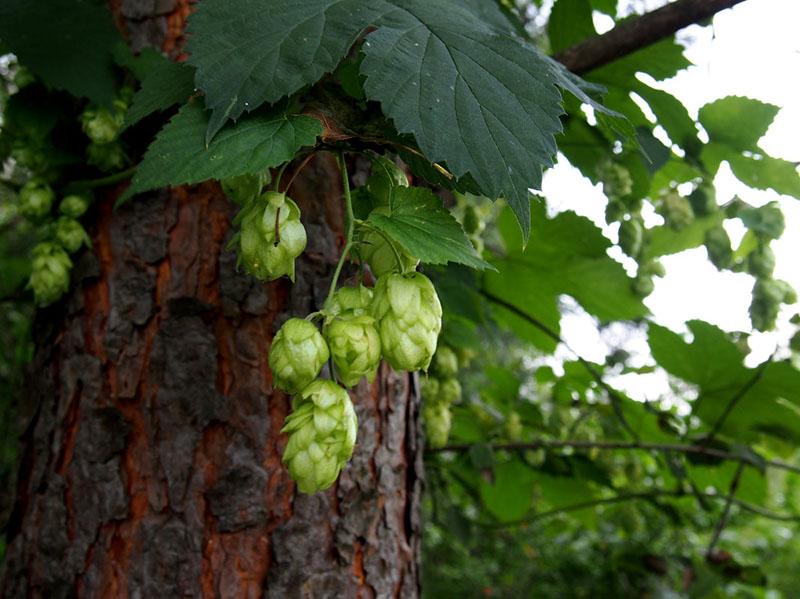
[325, 152, 355, 306]
[273, 162, 289, 192]
[64, 165, 138, 191]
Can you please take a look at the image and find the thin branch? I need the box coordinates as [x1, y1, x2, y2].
[480, 487, 800, 528]
[429, 438, 800, 476]
[553, 0, 749, 75]
[706, 461, 744, 557]
[706, 352, 775, 440]
[482, 290, 639, 441]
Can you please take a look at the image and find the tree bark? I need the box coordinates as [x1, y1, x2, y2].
[1, 4, 423, 593]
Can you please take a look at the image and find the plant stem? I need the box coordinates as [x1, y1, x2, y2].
[65, 165, 138, 191]
[273, 162, 289, 192]
[325, 152, 355, 306]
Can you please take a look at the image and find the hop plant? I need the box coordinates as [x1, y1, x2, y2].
[689, 182, 717, 216]
[632, 274, 655, 298]
[659, 191, 694, 230]
[359, 209, 418, 277]
[420, 376, 440, 402]
[505, 412, 523, 440]
[438, 377, 462, 406]
[220, 171, 268, 205]
[29, 242, 72, 306]
[423, 402, 452, 449]
[269, 318, 329, 394]
[324, 314, 381, 387]
[597, 162, 633, 198]
[704, 225, 733, 269]
[87, 142, 127, 172]
[19, 179, 55, 219]
[432, 345, 459, 378]
[618, 217, 644, 258]
[81, 105, 124, 144]
[324, 285, 373, 318]
[740, 202, 785, 240]
[366, 156, 408, 205]
[281, 380, 358, 494]
[748, 244, 776, 278]
[371, 272, 442, 372]
[55, 217, 91, 253]
[59, 194, 91, 218]
[750, 279, 796, 332]
[235, 191, 307, 281]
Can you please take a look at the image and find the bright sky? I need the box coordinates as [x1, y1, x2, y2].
[539, 0, 800, 399]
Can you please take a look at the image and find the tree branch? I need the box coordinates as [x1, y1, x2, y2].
[706, 461, 744, 557]
[553, 0, 748, 75]
[482, 290, 640, 441]
[429, 438, 800, 476]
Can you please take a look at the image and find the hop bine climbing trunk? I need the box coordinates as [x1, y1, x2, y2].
[1, 5, 423, 597]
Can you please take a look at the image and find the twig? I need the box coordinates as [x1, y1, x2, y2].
[706, 461, 745, 557]
[553, 0, 749, 75]
[706, 352, 775, 440]
[428, 439, 800, 476]
[482, 290, 639, 441]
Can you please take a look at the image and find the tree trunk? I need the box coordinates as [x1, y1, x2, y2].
[1, 6, 424, 594]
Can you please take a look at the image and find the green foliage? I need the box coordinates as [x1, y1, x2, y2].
[121, 102, 322, 201]
[122, 57, 195, 129]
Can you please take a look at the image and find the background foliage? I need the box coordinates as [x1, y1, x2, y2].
[1, 0, 799, 596]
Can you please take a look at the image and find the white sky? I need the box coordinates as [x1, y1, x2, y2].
[540, 0, 800, 398]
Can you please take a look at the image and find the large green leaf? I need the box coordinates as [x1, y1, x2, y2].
[0, 0, 119, 103]
[186, 0, 387, 142]
[122, 57, 196, 129]
[702, 143, 800, 200]
[643, 212, 726, 260]
[485, 202, 646, 348]
[479, 459, 536, 522]
[360, 1, 564, 238]
[367, 187, 492, 270]
[120, 102, 322, 201]
[698, 96, 779, 151]
[548, 0, 596, 54]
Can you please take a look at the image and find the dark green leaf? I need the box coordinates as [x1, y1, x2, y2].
[121, 101, 321, 202]
[123, 58, 196, 129]
[367, 187, 493, 269]
[0, 0, 119, 103]
[548, 0, 596, 54]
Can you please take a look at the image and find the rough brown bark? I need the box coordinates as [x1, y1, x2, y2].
[1, 154, 423, 598]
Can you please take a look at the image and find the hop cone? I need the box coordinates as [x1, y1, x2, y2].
[55, 217, 91, 253]
[432, 345, 458, 378]
[29, 242, 72, 306]
[371, 272, 442, 371]
[269, 318, 329, 394]
[422, 403, 451, 449]
[325, 285, 373, 318]
[235, 191, 307, 281]
[281, 380, 358, 494]
[19, 179, 55, 219]
[59, 194, 91, 218]
[324, 314, 381, 388]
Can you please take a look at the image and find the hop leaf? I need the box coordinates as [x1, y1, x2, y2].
[281, 380, 358, 494]
[269, 318, 329, 394]
[371, 272, 442, 372]
[29, 242, 72, 306]
[235, 191, 307, 281]
[324, 314, 381, 388]
[359, 210, 418, 277]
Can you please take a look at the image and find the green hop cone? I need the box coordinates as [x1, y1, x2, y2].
[87, 142, 127, 172]
[618, 217, 644, 258]
[597, 162, 633, 199]
[235, 191, 307, 281]
[359, 210, 418, 277]
[281, 380, 358, 494]
[324, 285, 373, 318]
[420, 376, 440, 402]
[55, 217, 91, 253]
[220, 171, 268, 205]
[438, 377, 461, 406]
[750, 279, 795, 332]
[59, 194, 91, 218]
[324, 314, 381, 388]
[269, 318, 329, 394]
[740, 202, 785, 240]
[371, 272, 442, 372]
[688, 182, 717, 216]
[462, 205, 485, 236]
[29, 242, 72, 306]
[748, 244, 776, 278]
[19, 179, 55, 219]
[505, 412, 523, 441]
[632, 274, 655, 298]
[640, 259, 666, 278]
[432, 345, 459, 378]
[704, 225, 733, 269]
[659, 191, 694, 230]
[81, 105, 123, 144]
[422, 402, 452, 449]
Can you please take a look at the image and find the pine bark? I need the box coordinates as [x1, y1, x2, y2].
[1, 2, 424, 591]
